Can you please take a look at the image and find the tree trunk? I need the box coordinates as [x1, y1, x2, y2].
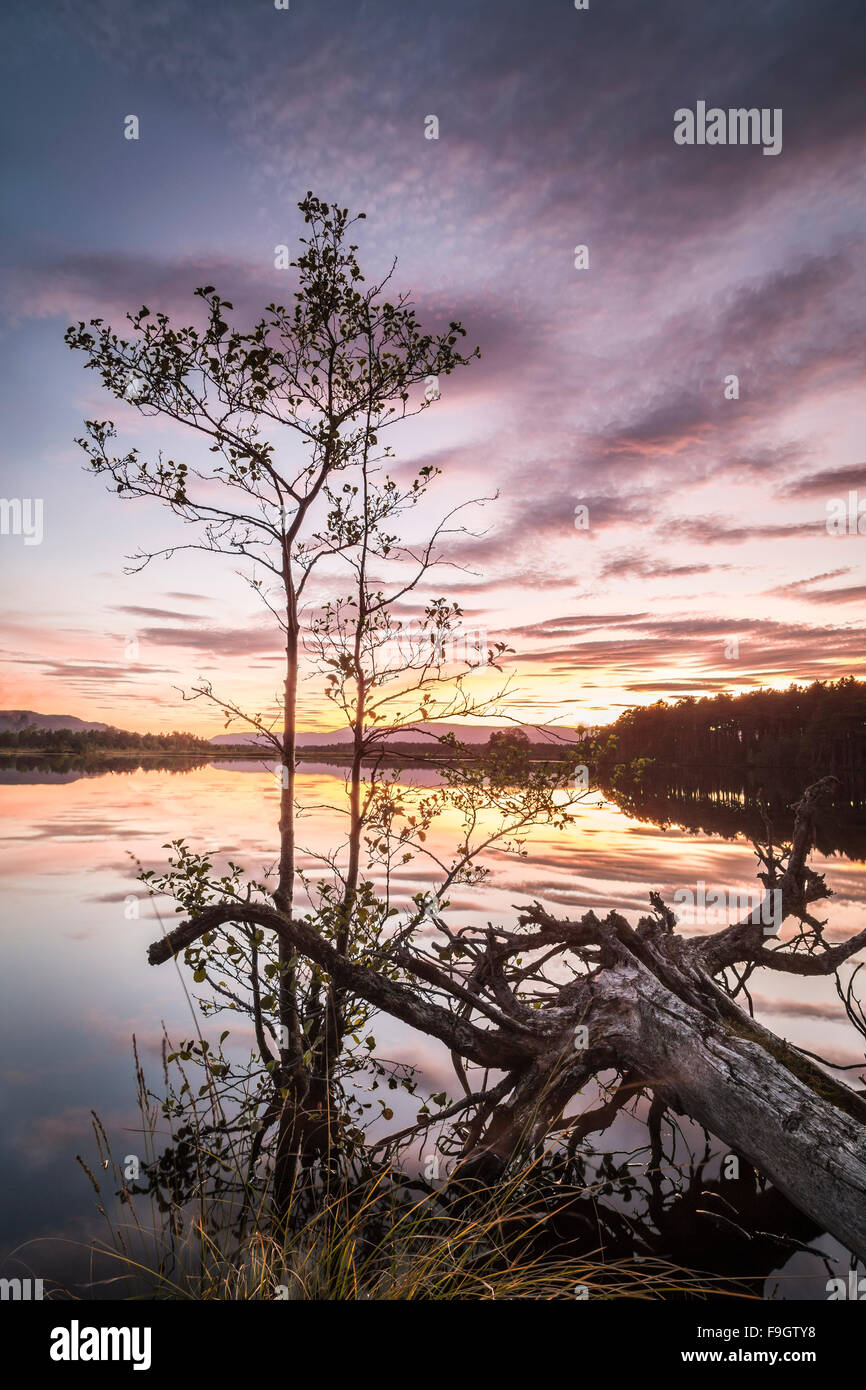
[588, 953, 866, 1260]
[273, 599, 301, 1219]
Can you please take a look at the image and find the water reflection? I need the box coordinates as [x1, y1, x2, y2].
[1, 755, 863, 1296]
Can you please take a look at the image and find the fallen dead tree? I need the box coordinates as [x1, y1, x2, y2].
[148, 777, 866, 1259]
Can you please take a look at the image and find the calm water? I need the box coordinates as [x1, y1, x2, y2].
[2, 759, 864, 1296]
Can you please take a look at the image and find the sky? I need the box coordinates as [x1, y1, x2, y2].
[1, 0, 865, 735]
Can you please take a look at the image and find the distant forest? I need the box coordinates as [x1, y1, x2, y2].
[0, 724, 214, 753]
[597, 677, 866, 779]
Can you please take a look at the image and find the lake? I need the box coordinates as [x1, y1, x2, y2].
[2, 757, 864, 1297]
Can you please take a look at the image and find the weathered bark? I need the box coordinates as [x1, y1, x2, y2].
[587, 954, 866, 1260]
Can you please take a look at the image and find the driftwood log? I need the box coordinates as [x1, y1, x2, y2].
[148, 777, 866, 1259]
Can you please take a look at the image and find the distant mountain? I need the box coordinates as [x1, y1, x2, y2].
[0, 710, 109, 734]
[209, 729, 348, 748]
[209, 722, 582, 748]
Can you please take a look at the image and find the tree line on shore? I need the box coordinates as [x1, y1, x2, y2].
[0, 724, 214, 753]
[593, 677, 866, 781]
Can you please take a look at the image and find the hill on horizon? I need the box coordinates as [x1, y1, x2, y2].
[0, 710, 110, 734]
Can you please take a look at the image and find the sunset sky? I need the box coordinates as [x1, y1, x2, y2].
[2, 0, 865, 735]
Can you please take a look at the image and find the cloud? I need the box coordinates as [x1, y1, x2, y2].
[3, 251, 278, 327]
[11, 1105, 138, 1167]
[770, 580, 866, 606]
[662, 516, 820, 545]
[599, 551, 732, 581]
[8, 657, 176, 684]
[137, 625, 282, 658]
[112, 605, 207, 621]
[751, 995, 852, 1024]
[787, 464, 866, 498]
